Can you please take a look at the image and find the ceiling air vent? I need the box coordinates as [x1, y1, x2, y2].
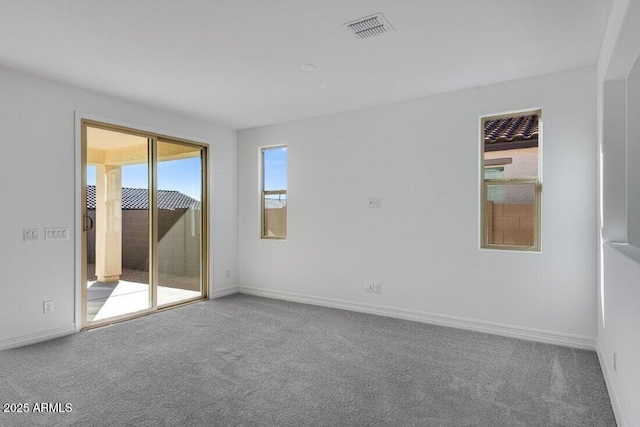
[344, 13, 394, 39]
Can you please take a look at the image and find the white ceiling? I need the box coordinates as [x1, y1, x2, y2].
[0, 0, 612, 130]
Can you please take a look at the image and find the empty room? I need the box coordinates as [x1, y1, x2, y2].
[1, 1, 639, 426]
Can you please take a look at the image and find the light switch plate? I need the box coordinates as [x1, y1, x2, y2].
[45, 228, 69, 240]
[23, 228, 38, 241]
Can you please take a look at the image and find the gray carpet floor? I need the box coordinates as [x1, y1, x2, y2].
[0, 294, 615, 426]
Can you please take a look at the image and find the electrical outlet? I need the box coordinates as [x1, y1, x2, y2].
[613, 352, 617, 373]
[364, 283, 381, 294]
[43, 300, 53, 313]
[225, 270, 231, 279]
[368, 198, 382, 208]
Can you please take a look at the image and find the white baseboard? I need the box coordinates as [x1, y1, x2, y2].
[0, 289, 596, 354]
[0, 324, 76, 352]
[238, 287, 596, 351]
[209, 286, 239, 299]
[597, 343, 626, 427]
[1, 289, 238, 351]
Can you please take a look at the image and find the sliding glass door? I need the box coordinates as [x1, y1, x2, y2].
[156, 140, 204, 307]
[81, 121, 208, 328]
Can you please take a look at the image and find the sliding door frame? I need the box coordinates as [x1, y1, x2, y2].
[156, 137, 209, 309]
[77, 117, 209, 330]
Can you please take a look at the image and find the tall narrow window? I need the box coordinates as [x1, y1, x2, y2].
[261, 146, 287, 239]
[481, 111, 541, 251]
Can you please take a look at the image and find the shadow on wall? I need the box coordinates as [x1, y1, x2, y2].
[86, 208, 201, 277]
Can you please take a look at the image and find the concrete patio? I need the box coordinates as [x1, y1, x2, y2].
[87, 265, 201, 322]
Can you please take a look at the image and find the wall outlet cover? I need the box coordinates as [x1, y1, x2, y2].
[43, 300, 53, 313]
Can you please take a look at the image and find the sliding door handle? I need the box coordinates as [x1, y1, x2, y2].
[83, 215, 94, 232]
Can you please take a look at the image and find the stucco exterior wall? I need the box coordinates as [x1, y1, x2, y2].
[87, 208, 200, 278]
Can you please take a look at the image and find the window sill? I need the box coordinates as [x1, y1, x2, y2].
[479, 247, 542, 254]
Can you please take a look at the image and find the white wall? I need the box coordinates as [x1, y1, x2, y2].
[238, 67, 597, 348]
[597, 0, 640, 425]
[601, 79, 627, 242]
[0, 67, 237, 349]
[627, 56, 640, 247]
[601, 244, 640, 426]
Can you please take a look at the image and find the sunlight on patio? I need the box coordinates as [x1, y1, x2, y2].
[87, 279, 201, 322]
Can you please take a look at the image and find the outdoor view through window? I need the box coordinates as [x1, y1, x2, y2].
[482, 111, 541, 251]
[262, 146, 287, 239]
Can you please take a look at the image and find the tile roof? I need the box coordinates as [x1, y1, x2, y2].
[87, 185, 200, 210]
[484, 114, 539, 144]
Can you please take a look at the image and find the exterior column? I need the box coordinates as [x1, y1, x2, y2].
[95, 164, 122, 282]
